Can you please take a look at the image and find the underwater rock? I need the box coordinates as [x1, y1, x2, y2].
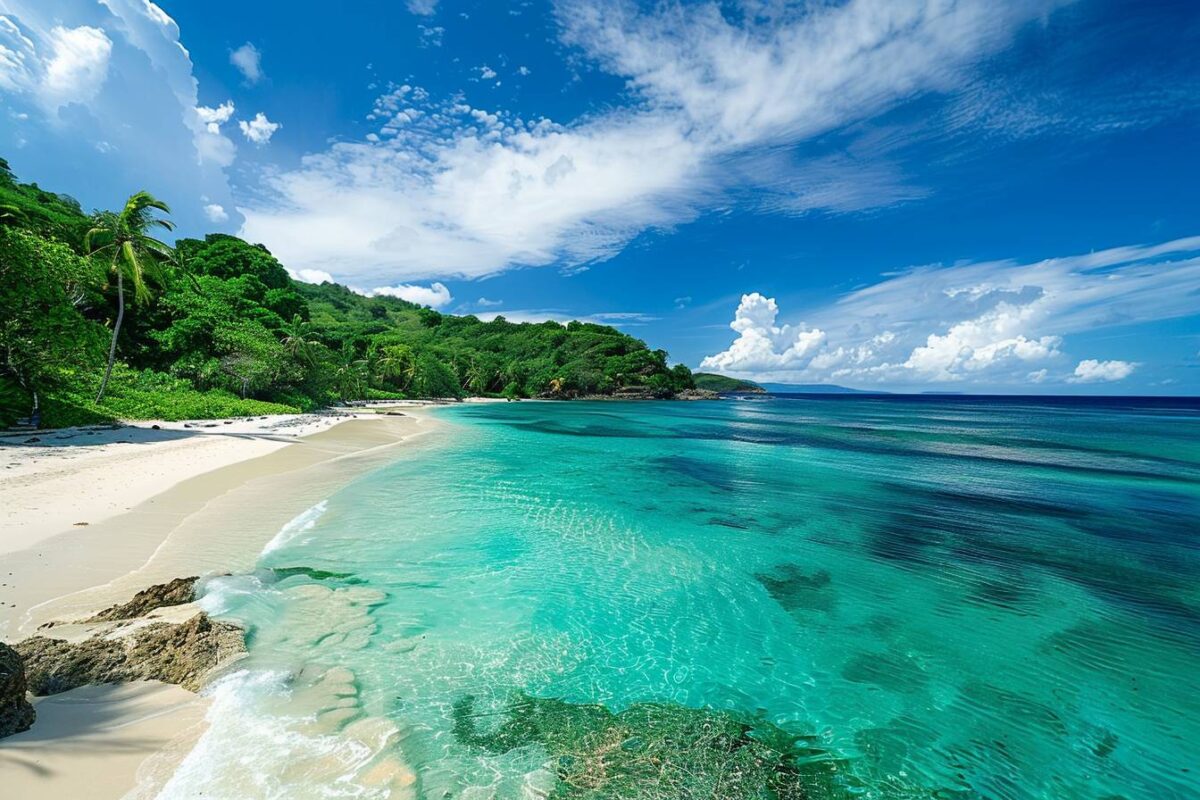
[757, 565, 836, 613]
[0, 642, 35, 738]
[84, 576, 199, 622]
[16, 613, 245, 694]
[452, 693, 850, 799]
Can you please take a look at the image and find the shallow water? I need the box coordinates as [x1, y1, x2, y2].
[167, 397, 1200, 799]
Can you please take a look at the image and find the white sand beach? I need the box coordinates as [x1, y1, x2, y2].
[0, 404, 453, 799]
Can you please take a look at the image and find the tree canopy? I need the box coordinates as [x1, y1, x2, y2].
[0, 161, 694, 428]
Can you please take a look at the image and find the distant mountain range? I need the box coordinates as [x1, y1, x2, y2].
[692, 373, 883, 395]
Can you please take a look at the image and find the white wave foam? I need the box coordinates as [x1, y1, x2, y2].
[261, 500, 329, 555]
[153, 669, 393, 800]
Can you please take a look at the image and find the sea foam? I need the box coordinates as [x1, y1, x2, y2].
[260, 500, 329, 555]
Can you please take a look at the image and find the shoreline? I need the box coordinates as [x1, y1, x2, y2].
[0, 403, 456, 799]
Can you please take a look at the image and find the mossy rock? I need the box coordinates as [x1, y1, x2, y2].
[452, 693, 853, 799]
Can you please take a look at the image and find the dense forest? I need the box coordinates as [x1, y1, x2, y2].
[0, 159, 696, 428]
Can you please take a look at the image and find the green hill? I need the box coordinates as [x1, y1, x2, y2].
[692, 373, 765, 393]
[0, 160, 695, 428]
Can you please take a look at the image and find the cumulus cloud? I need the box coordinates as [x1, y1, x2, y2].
[700, 293, 826, 372]
[0, 19, 113, 111]
[239, 112, 280, 145]
[292, 268, 335, 284]
[196, 100, 234, 133]
[701, 236, 1200, 388]
[1070, 359, 1137, 383]
[203, 203, 228, 222]
[40, 24, 112, 111]
[366, 282, 452, 308]
[0, 0, 239, 231]
[229, 42, 262, 84]
[238, 0, 1070, 284]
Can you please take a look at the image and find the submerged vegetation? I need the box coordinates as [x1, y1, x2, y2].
[0, 159, 695, 428]
[452, 693, 852, 799]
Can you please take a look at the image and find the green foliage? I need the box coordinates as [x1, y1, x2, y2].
[0, 159, 699, 429]
[692, 372, 764, 393]
[40, 365, 298, 428]
[0, 158, 91, 250]
[0, 227, 106, 420]
[452, 693, 852, 800]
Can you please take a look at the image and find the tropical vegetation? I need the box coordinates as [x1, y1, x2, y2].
[691, 372, 765, 393]
[0, 159, 695, 428]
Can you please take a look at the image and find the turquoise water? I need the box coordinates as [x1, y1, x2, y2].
[167, 397, 1200, 799]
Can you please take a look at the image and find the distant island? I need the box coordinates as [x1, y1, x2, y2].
[0, 159, 699, 429]
[759, 383, 884, 394]
[691, 373, 767, 393]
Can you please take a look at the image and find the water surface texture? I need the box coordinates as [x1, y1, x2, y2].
[174, 397, 1200, 799]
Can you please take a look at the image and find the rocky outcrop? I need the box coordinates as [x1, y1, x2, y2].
[84, 576, 198, 622]
[16, 613, 245, 695]
[673, 388, 720, 400]
[0, 642, 35, 738]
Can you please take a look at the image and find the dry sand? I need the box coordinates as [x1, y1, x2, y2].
[0, 404, 454, 798]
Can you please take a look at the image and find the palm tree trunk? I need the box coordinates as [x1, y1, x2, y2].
[96, 270, 124, 403]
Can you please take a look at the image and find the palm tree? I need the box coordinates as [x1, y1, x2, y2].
[85, 192, 174, 402]
[333, 343, 369, 401]
[282, 315, 318, 366]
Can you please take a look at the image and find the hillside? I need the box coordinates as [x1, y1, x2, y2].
[0, 160, 695, 428]
[692, 373, 765, 393]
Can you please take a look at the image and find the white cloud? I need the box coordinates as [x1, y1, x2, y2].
[292, 268, 335, 284]
[517, 65, 531, 76]
[700, 236, 1200, 387]
[406, 0, 438, 15]
[239, 112, 280, 145]
[196, 100, 234, 133]
[238, 0, 1069, 284]
[700, 293, 826, 372]
[204, 203, 228, 222]
[0, 1, 239, 230]
[230, 42, 262, 84]
[476, 297, 502, 307]
[1070, 359, 1137, 383]
[365, 282, 452, 308]
[478, 65, 496, 80]
[40, 25, 112, 110]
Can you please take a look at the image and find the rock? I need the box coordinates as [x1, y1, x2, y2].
[16, 612, 245, 695]
[85, 576, 198, 622]
[0, 642, 35, 738]
[125, 614, 246, 690]
[15, 636, 127, 695]
[674, 388, 720, 400]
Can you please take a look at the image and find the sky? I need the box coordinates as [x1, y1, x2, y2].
[1, 0, 1198, 394]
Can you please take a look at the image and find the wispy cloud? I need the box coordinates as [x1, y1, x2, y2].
[230, 42, 263, 84]
[238, 0, 1073, 286]
[701, 236, 1200, 387]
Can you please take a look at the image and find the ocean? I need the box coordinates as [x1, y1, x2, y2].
[162, 396, 1200, 799]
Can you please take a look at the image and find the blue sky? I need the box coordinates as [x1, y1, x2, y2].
[1, 0, 1199, 393]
